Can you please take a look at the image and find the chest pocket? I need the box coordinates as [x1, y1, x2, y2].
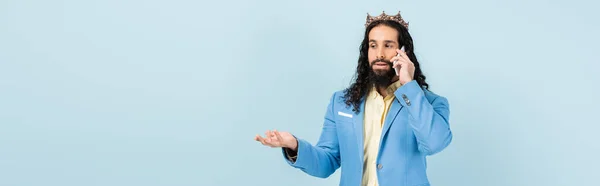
[334, 111, 355, 139]
[334, 111, 354, 125]
[335, 110, 354, 121]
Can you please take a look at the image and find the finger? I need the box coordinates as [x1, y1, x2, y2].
[393, 56, 407, 67]
[255, 134, 266, 141]
[257, 136, 268, 145]
[271, 130, 282, 146]
[269, 130, 278, 142]
[264, 130, 272, 143]
[267, 130, 282, 147]
[269, 130, 277, 138]
[274, 130, 284, 141]
[270, 130, 278, 144]
[397, 61, 413, 73]
[394, 64, 401, 77]
[269, 131, 278, 145]
[400, 60, 414, 68]
[260, 137, 276, 147]
[397, 60, 410, 68]
[397, 49, 411, 62]
[393, 59, 405, 69]
[395, 49, 407, 60]
[390, 56, 401, 63]
[254, 135, 261, 141]
[399, 52, 409, 62]
[264, 140, 276, 147]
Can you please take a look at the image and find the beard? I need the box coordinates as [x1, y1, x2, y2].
[368, 59, 396, 87]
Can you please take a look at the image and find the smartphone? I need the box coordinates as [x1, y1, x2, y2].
[394, 46, 405, 75]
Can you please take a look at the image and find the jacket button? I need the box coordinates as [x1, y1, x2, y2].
[402, 94, 411, 106]
[377, 164, 383, 169]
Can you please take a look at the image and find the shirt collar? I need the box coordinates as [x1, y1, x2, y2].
[385, 80, 403, 96]
[369, 80, 403, 98]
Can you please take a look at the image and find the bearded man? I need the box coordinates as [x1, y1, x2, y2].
[255, 11, 453, 186]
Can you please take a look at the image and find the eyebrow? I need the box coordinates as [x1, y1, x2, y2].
[369, 39, 398, 44]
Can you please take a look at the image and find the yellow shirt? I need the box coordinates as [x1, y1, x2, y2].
[361, 80, 402, 186]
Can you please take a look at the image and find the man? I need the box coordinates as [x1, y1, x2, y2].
[255, 11, 452, 186]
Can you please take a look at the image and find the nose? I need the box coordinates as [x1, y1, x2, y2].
[376, 49, 385, 60]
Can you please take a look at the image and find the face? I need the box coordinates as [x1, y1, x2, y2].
[368, 25, 400, 75]
[367, 25, 399, 85]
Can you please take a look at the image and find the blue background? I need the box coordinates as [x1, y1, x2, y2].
[1, 0, 598, 185]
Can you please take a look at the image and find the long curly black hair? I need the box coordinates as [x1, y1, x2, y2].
[342, 20, 429, 113]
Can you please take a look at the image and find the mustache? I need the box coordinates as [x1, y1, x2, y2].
[371, 59, 393, 66]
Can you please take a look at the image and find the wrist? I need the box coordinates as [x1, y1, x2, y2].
[401, 78, 413, 85]
[287, 138, 298, 151]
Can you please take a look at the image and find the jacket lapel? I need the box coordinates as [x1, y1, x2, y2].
[352, 99, 365, 162]
[380, 98, 404, 143]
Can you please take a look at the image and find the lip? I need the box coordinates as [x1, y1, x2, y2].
[373, 62, 389, 66]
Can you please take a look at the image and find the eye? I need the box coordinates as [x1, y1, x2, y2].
[386, 44, 394, 48]
[370, 44, 376, 48]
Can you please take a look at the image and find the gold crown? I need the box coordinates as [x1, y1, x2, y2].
[365, 11, 409, 29]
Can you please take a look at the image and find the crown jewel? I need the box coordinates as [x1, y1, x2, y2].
[365, 11, 409, 29]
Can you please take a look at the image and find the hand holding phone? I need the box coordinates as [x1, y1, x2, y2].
[393, 46, 416, 85]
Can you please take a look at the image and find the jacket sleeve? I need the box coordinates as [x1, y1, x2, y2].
[280, 92, 341, 178]
[394, 80, 453, 155]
